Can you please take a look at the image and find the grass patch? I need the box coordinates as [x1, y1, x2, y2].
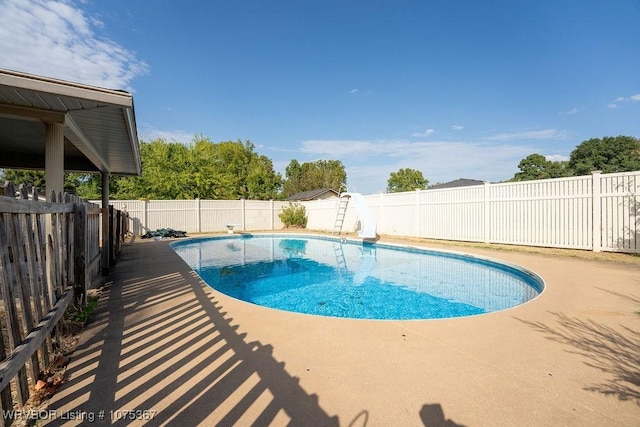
[60, 295, 98, 335]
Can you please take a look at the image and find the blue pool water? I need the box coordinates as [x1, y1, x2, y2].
[172, 234, 544, 320]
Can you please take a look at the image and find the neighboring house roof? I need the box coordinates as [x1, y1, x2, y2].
[0, 68, 141, 175]
[427, 178, 485, 190]
[286, 188, 339, 201]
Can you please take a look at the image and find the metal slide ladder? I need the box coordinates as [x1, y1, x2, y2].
[333, 195, 350, 235]
[333, 242, 347, 273]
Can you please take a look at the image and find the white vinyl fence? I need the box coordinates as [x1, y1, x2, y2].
[101, 170, 639, 253]
[95, 199, 290, 235]
[303, 170, 639, 253]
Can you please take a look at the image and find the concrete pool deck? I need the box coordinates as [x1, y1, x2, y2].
[46, 234, 639, 426]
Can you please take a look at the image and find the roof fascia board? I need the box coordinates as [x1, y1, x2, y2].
[124, 105, 142, 175]
[0, 69, 133, 108]
[0, 103, 66, 124]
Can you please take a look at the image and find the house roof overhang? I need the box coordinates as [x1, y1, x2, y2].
[286, 188, 339, 201]
[0, 68, 141, 175]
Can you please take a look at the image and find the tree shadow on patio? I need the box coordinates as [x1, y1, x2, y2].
[613, 177, 640, 253]
[515, 310, 640, 405]
[46, 240, 340, 426]
[420, 403, 466, 426]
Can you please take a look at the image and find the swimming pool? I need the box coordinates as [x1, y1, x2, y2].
[172, 234, 544, 320]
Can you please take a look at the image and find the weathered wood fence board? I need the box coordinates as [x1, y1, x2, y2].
[0, 211, 31, 408]
[0, 181, 128, 426]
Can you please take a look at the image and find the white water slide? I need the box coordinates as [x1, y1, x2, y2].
[341, 192, 377, 239]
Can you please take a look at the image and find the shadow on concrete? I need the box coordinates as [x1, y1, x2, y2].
[420, 403, 466, 427]
[595, 287, 640, 305]
[47, 240, 340, 426]
[516, 310, 640, 405]
[614, 183, 640, 253]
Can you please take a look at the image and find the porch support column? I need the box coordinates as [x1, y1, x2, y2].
[44, 122, 65, 305]
[101, 171, 110, 275]
[45, 122, 65, 199]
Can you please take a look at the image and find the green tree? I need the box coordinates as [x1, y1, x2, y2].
[115, 138, 191, 199]
[2, 136, 285, 201]
[568, 135, 640, 175]
[282, 159, 347, 197]
[511, 154, 571, 181]
[282, 160, 303, 197]
[0, 169, 100, 197]
[71, 173, 101, 199]
[1, 169, 47, 188]
[113, 137, 281, 200]
[246, 154, 282, 200]
[386, 168, 428, 193]
[210, 139, 282, 199]
[186, 137, 234, 199]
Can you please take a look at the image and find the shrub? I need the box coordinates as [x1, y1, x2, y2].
[279, 202, 307, 228]
[60, 296, 99, 334]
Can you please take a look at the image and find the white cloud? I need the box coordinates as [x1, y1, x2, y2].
[411, 128, 435, 138]
[349, 89, 359, 94]
[559, 107, 578, 115]
[0, 0, 148, 90]
[452, 125, 464, 131]
[482, 129, 570, 141]
[301, 139, 389, 157]
[139, 126, 194, 144]
[301, 139, 531, 162]
[608, 93, 640, 108]
[298, 138, 535, 193]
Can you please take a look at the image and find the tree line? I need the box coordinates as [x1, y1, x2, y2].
[393, 135, 640, 187]
[1, 135, 638, 199]
[511, 135, 640, 181]
[0, 136, 348, 200]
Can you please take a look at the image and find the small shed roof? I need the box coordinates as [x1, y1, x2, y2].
[0, 68, 141, 175]
[286, 188, 339, 201]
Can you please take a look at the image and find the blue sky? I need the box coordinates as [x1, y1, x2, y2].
[1, 0, 639, 195]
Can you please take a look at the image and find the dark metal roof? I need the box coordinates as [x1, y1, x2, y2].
[0, 68, 141, 175]
[427, 178, 485, 190]
[286, 188, 339, 201]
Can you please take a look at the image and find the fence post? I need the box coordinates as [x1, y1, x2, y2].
[241, 199, 246, 231]
[484, 182, 491, 244]
[142, 199, 148, 233]
[415, 189, 421, 238]
[109, 205, 115, 267]
[592, 170, 602, 252]
[73, 202, 87, 304]
[378, 193, 384, 235]
[270, 199, 274, 230]
[101, 173, 110, 275]
[196, 198, 201, 233]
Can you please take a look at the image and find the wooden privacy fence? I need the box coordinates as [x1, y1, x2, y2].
[108, 205, 129, 269]
[0, 182, 127, 426]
